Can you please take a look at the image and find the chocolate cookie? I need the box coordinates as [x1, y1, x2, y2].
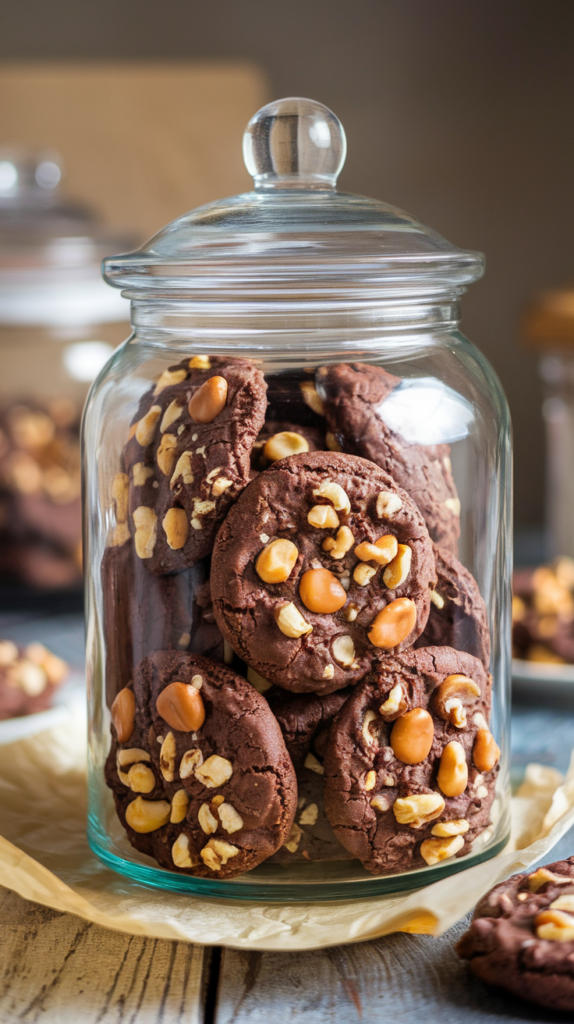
[316, 363, 461, 552]
[415, 545, 491, 669]
[457, 857, 574, 1012]
[269, 687, 351, 771]
[124, 356, 267, 572]
[0, 399, 82, 586]
[513, 562, 574, 664]
[101, 537, 221, 707]
[106, 652, 297, 879]
[211, 451, 436, 694]
[0, 639, 68, 720]
[269, 687, 353, 862]
[323, 647, 497, 875]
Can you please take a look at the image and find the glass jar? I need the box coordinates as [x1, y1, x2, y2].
[85, 98, 512, 900]
[0, 150, 132, 592]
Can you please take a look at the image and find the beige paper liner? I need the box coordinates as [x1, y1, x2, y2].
[1, 704, 573, 952]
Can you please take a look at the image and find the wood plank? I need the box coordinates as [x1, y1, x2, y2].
[0, 887, 208, 1023]
[214, 921, 560, 1023]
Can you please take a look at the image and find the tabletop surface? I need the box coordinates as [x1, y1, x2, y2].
[1, 610, 573, 1023]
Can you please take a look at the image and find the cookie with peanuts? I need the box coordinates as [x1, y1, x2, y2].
[211, 451, 436, 694]
[457, 856, 574, 1012]
[323, 646, 498, 874]
[105, 651, 297, 879]
[124, 355, 267, 573]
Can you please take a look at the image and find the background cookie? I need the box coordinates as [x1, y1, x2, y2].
[269, 687, 353, 862]
[211, 451, 436, 694]
[323, 647, 497, 874]
[124, 355, 267, 573]
[316, 362, 461, 553]
[106, 652, 297, 879]
[101, 538, 221, 707]
[415, 544, 491, 669]
[457, 857, 574, 1012]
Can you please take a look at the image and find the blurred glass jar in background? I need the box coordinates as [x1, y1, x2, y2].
[524, 290, 574, 560]
[0, 150, 133, 592]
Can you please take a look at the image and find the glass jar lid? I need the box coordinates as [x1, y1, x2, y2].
[104, 98, 484, 303]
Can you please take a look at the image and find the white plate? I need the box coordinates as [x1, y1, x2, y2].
[0, 670, 85, 745]
[512, 658, 574, 696]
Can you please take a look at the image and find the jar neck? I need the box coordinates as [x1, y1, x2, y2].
[128, 297, 461, 349]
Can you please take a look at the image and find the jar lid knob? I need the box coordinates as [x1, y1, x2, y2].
[243, 97, 346, 190]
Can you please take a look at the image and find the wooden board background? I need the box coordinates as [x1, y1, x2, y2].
[0, 61, 269, 241]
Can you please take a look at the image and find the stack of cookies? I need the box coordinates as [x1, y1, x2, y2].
[103, 357, 500, 880]
[0, 400, 82, 589]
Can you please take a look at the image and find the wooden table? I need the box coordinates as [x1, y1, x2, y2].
[1, 613, 573, 1022]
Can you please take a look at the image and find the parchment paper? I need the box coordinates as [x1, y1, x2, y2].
[1, 703, 573, 952]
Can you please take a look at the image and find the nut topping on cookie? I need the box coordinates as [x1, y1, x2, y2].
[322, 525, 354, 559]
[431, 819, 469, 837]
[437, 740, 468, 797]
[159, 732, 176, 781]
[393, 792, 445, 828]
[368, 597, 417, 648]
[157, 433, 178, 476]
[198, 802, 218, 834]
[156, 681, 206, 732]
[133, 506, 157, 558]
[179, 748, 204, 778]
[195, 754, 233, 788]
[308, 504, 340, 529]
[433, 674, 481, 728]
[383, 544, 412, 589]
[170, 789, 189, 823]
[390, 708, 434, 764]
[332, 634, 355, 666]
[535, 909, 574, 942]
[473, 728, 500, 773]
[379, 683, 407, 720]
[218, 802, 244, 834]
[172, 832, 196, 867]
[162, 508, 189, 550]
[200, 839, 239, 871]
[256, 539, 299, 583]
[125, 796, 171, 833]
[312, 480, 350, 513]
[264, 431, 309, 462]
[376, 491, 403, 518]
[354, 535, 398, 565]
[160, 400, 184, 433]
[111, 687, 136, 743]
[154, 368, 187, 395]
[299, 568, 347, 614]
[275, 602, 313, 637]
[420, 834, 465, 866]
[188, 376, 228, 423]
[135, 405, 162, 447]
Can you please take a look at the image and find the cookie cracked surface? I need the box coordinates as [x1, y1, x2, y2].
[211, 451, 436, 694]
[323, 646, 496, 874]
[124, 356, 267, 573]
[105, 651, 297, 879]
